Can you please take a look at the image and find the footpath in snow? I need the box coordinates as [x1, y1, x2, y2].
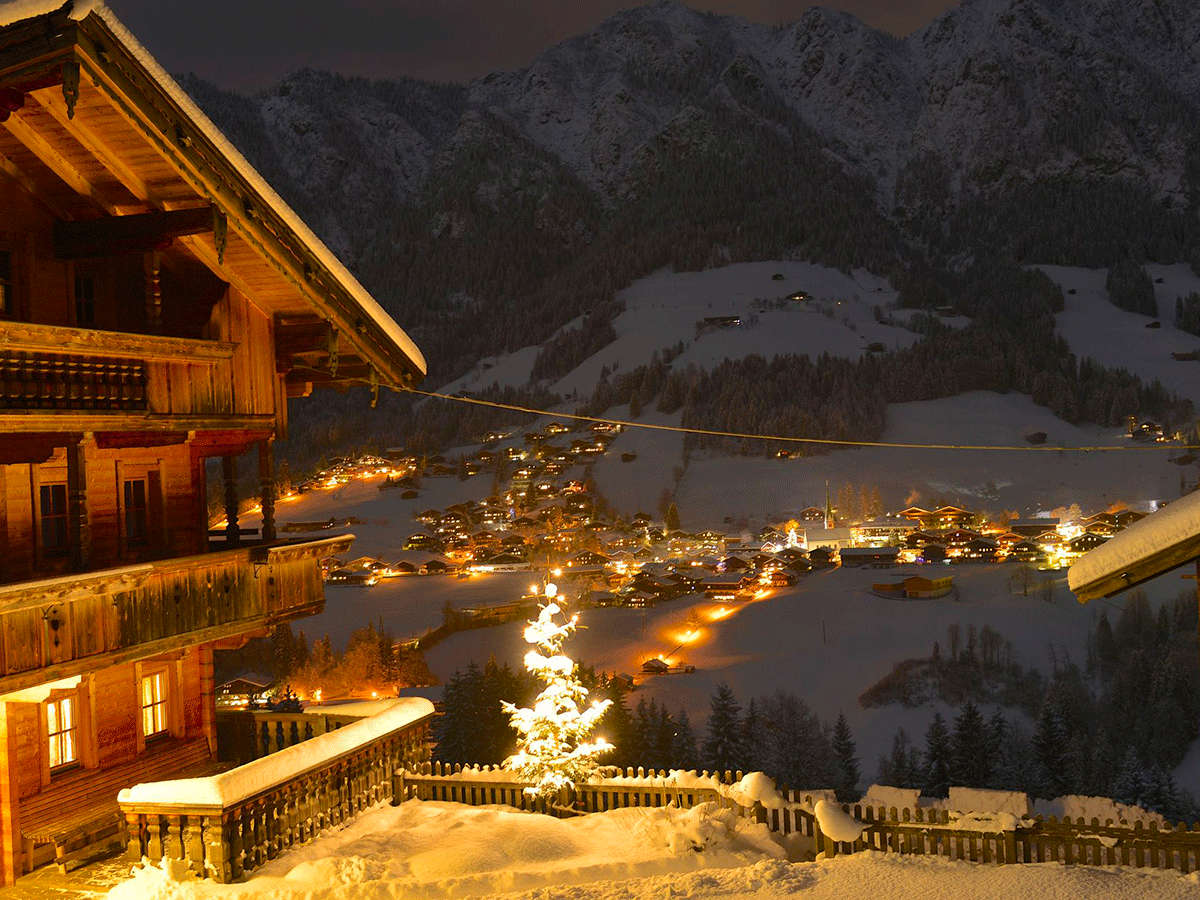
[105, 799, 1199, 900]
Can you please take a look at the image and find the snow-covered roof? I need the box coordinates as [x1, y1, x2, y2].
[0, 0, 425, 379]
[0, 0, 95, 25]
[1068, 490, 1200, 602]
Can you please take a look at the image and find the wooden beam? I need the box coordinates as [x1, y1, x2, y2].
[0, 614, 323, 697]
[93, 431, 188, 450]
[72, 24, 424, 386]
[0, 318, 234, 362]
[0, 143, 70, 218]
[0, 433, 60, 465]
[176, 233, 259, 305]
[65, 433, 89, 571]
[28, 86, 157, 202]
[53, 205, 213, 258]
[1, 104, 103, 202]
[0, 412, 276, 434]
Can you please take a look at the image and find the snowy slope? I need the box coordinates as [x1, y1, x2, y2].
[600, 391, 1181, 531]
[1041, 265, 1200, 406]
[553, 262, 911, 396]
[424, 564, 1188, 787]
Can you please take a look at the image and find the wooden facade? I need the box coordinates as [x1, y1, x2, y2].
[0, 1, 426, 882]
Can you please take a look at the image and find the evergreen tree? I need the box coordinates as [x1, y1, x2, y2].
[755, 692, 837, 790]
[741, 698, 762, 773]
[671, 708, 698, 770]
[702, 683, 744, 774]
[1094, 612, 1118, 682]
[950, 702, 990, 787]
[435, 665, 483, 764]
[1031, 701, 1071, 799]
[832, 713, 861, 801]
[665, 502, 681, 532]
[502, 598, 613, 796]
[877, 727, 921, 789]
[269, 624, 297, 679]
[922, 713, 952, 797]
[601, 676, 636, 768]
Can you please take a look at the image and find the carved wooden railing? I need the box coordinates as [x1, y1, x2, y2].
[0, 350, 147, 410]
[120, 701, 433, 882]
[0, 535, 353, 694]
[216, 705, 388, 764]
[0, 320, 235, 417]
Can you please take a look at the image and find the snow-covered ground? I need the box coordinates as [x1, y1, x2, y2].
[104, 800, 1200, 899]
[595, 391, 1184, 529]
[441, 261, 914, 397]
[554, 263, 913, 397]
[424, 564, 1189, 783]
[585, 405, 686, 515]
[1041, 263, 1200, 406]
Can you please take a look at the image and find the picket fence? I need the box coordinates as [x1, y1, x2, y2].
[399, 763, 1200, 875]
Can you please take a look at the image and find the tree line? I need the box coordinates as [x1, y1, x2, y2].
[875, 591, 1200, 822]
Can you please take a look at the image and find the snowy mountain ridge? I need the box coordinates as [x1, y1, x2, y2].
[174, 0, 1200, 451]
[188, 0, 1200, 234]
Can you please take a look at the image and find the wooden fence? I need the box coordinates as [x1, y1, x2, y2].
[400, 764, 1200, 875]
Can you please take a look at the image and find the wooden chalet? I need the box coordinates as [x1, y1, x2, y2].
[0, 1, 426, 882]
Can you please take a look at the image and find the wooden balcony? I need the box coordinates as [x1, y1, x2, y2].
[0, 320, 271, 432]
[0, 535, 353, 694]
[119, 700, 433, 882]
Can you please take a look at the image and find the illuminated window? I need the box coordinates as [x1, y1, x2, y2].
[47, 697, 77, 769]
[39, 484, 68, 556]
[141, 671, 168, 738]
[0, 250, 11, 316]
[123, 479, 148, 548]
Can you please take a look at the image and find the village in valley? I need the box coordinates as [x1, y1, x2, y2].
[3, 1, 1200, 899]
[262, 430, 1155, 681]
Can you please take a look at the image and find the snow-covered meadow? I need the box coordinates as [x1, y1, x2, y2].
[424, 563, 1195, 785]
[441, 261, 915, 398]
[1041, 264, 1200, 407]
[595, 391, 1184, 530]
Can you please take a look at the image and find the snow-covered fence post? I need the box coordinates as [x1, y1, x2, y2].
[391, 769, 405, 806]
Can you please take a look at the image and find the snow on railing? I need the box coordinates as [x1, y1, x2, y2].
[401, 766, 1200, 874]
[119, 699, 434, 882]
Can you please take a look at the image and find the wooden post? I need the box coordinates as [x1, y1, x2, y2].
[1194, 561, 1199, 673]
[66, 434, 89, 571]
[0, 706, 23, 885]
[258, 439, 276, 543]
[144, 250, 162, 333]
[222, 455, 240, 546]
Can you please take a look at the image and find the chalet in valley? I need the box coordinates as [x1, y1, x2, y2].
[0, 1, 432, 883]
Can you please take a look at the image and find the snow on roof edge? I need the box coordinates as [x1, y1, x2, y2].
[1068, 489, 1200, 597]
[52, 3, 426, 378]
[0, 0, 97, 27]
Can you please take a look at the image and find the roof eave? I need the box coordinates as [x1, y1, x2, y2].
[1069, 531, 1200, 603]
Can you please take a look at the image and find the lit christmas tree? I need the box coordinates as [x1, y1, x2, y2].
[503, 584, 613, 797]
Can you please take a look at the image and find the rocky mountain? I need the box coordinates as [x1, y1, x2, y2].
[177, 0, 1200, 457]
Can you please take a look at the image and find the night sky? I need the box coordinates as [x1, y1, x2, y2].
[113, 1, 957, 91]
